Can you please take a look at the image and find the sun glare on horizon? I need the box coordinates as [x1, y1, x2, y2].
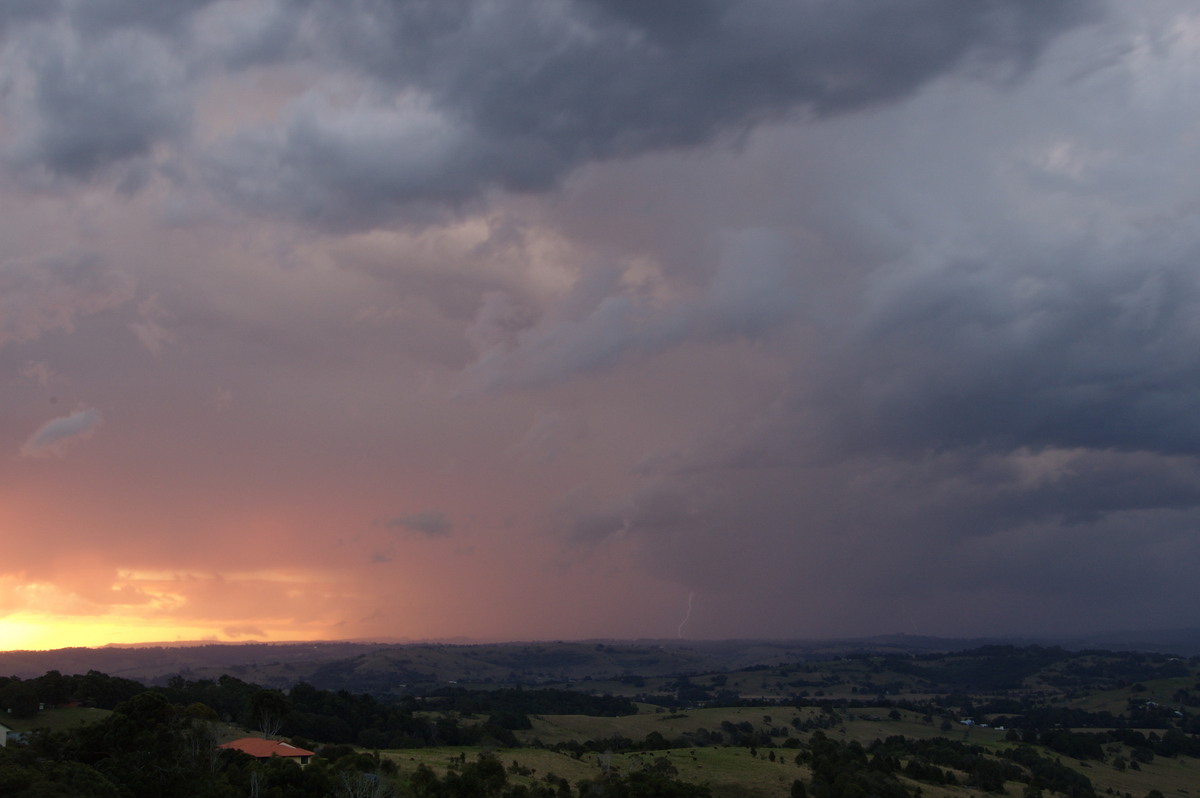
[0, 615, 330, 652]
[0, 616, 208, 651]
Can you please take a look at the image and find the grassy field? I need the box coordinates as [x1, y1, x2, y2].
[379, 740, 1060, 798]
[380, 736, 1200, 798]
[1074, 753, 1197, 798]
[376, 707, 1084, 798]
[381, 744, 809, 797]
[1072, 675, 1195, 716]
[518, 704, 1011, 749]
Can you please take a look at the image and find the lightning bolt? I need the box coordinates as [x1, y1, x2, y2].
[676, 591, 695, 639]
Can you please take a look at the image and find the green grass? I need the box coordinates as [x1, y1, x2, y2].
[1070, 675, 1195, 716]
[382, 744, 805, 798]
[518, 704, 1011, 752]
[380, 707, 1031, 797]
[378, 705, 1200, 797]
[519, 705, 811, 746]
[616, 745, 804, 798]
[1079, 749, 1197, 798]
[377, 732, 1025, 798]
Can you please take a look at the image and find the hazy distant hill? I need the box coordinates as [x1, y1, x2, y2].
[1, 640, 826, 688]
[0, 638, 901, 687]
[3, 631, 1199, 692]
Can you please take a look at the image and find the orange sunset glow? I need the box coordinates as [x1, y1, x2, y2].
[0, 617, 230, 652]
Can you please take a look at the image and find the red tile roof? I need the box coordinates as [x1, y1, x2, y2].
[219, 737, 314, 759]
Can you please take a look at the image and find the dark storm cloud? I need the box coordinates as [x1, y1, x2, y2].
[208, 0, 1096, 223]
[0, 0, 1095, 213]
[18, 30, 191, 178]
[1, 4, 197, 180]
[334, 0, 1093, 142]
[818, 235, 1200, 458]
[571, 441, 1200, 635]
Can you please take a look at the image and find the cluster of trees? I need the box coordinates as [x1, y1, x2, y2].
[795, 731, 911, 798]
[0, 691, 293, 797]
[858, 734, 1095, 797]
[992, 706, 1121, 730]
[548, 731, 690, 759]
[1001, 746, 1095, 798]
[0, 670, 144, 717]
[1045, 653, 1192, 689]
[152, 674, 639, 750]
[883, 646, 1076, 692]
[993, 702, 1198, 734]
[0, 690, 713, 798]
[2, 669, 643, 754]
[1030, 727, 1200, 761]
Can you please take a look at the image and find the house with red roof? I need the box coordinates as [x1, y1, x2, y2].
[218, 737, 314, 765]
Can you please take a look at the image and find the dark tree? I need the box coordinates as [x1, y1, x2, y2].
[251, 688, 292, 738]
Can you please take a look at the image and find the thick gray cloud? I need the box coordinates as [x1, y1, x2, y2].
[814, 238, 1200, 457]
[0, 5, 197, 182]
[204, 0, 1095, 224]
[0, 1, 1096, 211]
[564, 442, 1200, 636]
[19, 29, 190, 178]
[323, 0, 1092, 143]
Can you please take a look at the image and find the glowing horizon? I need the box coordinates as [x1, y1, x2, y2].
[0, 616, 280, 653]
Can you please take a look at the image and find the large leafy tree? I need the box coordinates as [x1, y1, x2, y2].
[250, 688, 292, 738]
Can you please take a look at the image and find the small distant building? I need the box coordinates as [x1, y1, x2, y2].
[218, 737, 314, 765]
[0, 721, 10, 747]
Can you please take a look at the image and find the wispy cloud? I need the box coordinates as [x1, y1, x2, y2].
[386, 511, 452, 538]
[21, 408, 103, 458]
[0, 253, 133, 348]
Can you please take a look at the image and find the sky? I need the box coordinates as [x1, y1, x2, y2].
[3, 0, 1200, 650]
